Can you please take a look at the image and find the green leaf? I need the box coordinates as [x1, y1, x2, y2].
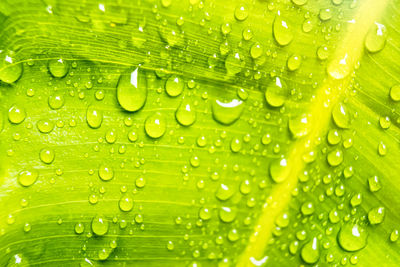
[0, 0, 399, 266]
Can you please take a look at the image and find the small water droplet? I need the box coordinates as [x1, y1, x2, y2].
[301, 201, 315, 215]
[37, 120, 54, 133]
[327, 53, 351, 79]
[365, 22, 387, 53]
[216, 183, 234, 201]
[86, 106, 103, 129]
[7, 254, 30, 266]
[288, 114, 311, 138]
[98, 164, 114, 181]
[18, 170, 38, 187]
[225, 52, 244, 75]
[270, 158, 290, 183]
[368, 206, 385, 225]
[117, 67, 147, 112]
[175, 98, 196, 126]
[91, 215, 109, 236]
[273, 12, 293, 46]
[327, 129, 341, 145]
[327, 149, 344, 166]
[39, 148, 55, 164]
[234, 5, 248, 21]
[265, 77, 288, 107]
[219, 207, 237, 223]
[199, 207, 212, 220]
[48, 59, 69, 78]
[165, 75, 184, 97]
[75, 222, 85, 234]
[332, 102, 350, 128]
[211, 98, 244, 125]
[390, 84, 400, 102]
[319, 8, 332, 21]
[0, 51, 23, 84]
[287, 54, 301, 71]
[48, 94, 65, 109]
[119, 196, 134, 212]
[8, 105, 26, 124]
[145, 112, 166, 138]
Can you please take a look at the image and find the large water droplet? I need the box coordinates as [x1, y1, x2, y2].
[145, 112, 166, 138]
[92, 215, 109, 236]
[365, 22, 387, 53]
[37, 120, 54, 133]
[98, 164, 114, 181]
[48, 59, 69, 78]
[273, 12, 293, 46]
[287, 54, 301, 71]
[234, 5, 248, 21]
[338, 223, 368, 252]
[86, 106, 103, 128]
[265, 77, 288, 107]
[18, 170, 38, 187]
[300, 237, 320, 264]
[332, 102, 350, 128]
[0, 51, 23, 84]
[211, 98, 244, 125]
[8, 105, 26, 124]
[117, 67, 147, 112]
[269, 158, 290, 183]
[48, 94, 65, 109]
[390, 84, 400, 102]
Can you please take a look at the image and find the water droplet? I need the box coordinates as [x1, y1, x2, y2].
[390, 229, 399, 242]
[240, 180, 251, 194]
[48, 94, 65, 109]
[7, 254, 29, 266]
[199, 207, 212, 220]
[338, 223, 368, 251]
[327, 129, 341, 145]
[301, 237, 320, 264]
[17, 170, 38, 187]
[273, 12, 293, 46]
[228, 228, 239, 242]
[302, 19, 315, 33]
[379, 116, 391, 129]
[327, 149, 343, 166]
[167, 241, 175, 251]
[319, 8, 332, 21]
[230, 137, 242, 152]
[236, 88, 248, 100]
[37, 120, 54, 133]
[288, 114, 311, 138]
[350, 193, 362, 207]
[365, 22, 387, 53]
[329, 209, 340, 223]
[219, 207, 237, 223]
[265, 77, 288, 107]
[165, 75, 184, 97]
[91, 215, 109, 236]
[8, 105, 26, 124]
[117, 67, 147, 112]
[287, 54, 301, 71]
[225, 52, 244, 75]
[86, 106, 103, 128]
[242, 28, 253, 40]
[301, 201, 315, 215]
[145, 112, 166, 138]
[250, 43, 263, 59]
[216, 184, 234, 201]
[234, 5, 248, 21]
[105, 129, 117, 144]
[159, 25, 184, 47]
[211, 98, 244, 125]
[190, 155, 200, 167]
[98, 164, 114, 181]
[119, 196, 134, 212]
[317, 46, 329, 60]
[39, 148, 55, 164]
[327, 53, 351, 79]
[269, 158, 290, 183]
[175, 98, 196, 126]
[275, 212, 289, 228]
[48, 59, 69, 78]
[390, 84, 400, 102]
[292, 0, 307, 5]
[74, 222, 85, 234]
[136, 177, 146, 188]
[332, 102, 350, 128]
[368, 206, 385, 225]
[0, 51, 23, 84]
[377, 142, 387, 156]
